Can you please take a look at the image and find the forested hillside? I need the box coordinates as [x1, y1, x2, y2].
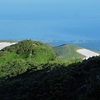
[0, 40, 100, 100]
[0, 40, 56, 64]
[0, 40, 57, 78]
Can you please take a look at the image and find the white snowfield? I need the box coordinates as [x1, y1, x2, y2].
[77, 48, 100, 60]
[0, 42, 17, 50]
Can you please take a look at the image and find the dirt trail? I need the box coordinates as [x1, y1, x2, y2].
[67, 45, 71, 55]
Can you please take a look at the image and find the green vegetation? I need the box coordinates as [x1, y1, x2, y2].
[53, 44, 83, 61]
[0, 56, 100, 100]
[0, 40, 57, 78]
[0, 40, 56, 64]
[0, 40, 100, 100]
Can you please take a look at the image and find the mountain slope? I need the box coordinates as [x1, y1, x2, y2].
[0, 40, 100, 100]
[53, 44, 83, 61]
[0, 40, 57, 78]
[0, 40, 56, 64]
[0, 56, 100, 100]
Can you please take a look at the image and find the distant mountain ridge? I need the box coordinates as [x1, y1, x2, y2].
[0, 40, 100, 62]
[53, 44, 83, 61]
[53, 44, 100, 61]
[1, 39, 100, 51]
[43, 40, 100, 51]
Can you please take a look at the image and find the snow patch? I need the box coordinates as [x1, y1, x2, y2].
[77, 48, 100, 60]
[0, 42, 17, 50]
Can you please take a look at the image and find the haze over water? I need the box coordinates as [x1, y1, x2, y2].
[0, 0, 100, 40]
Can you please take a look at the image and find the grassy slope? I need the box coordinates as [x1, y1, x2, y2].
[53, 44, 84, 61]
[0, 40, 57, 65]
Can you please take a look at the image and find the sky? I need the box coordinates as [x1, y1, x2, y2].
[0, 0, 100, 40]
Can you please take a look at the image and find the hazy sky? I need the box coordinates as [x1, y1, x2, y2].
[0, 0, 100, 40]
